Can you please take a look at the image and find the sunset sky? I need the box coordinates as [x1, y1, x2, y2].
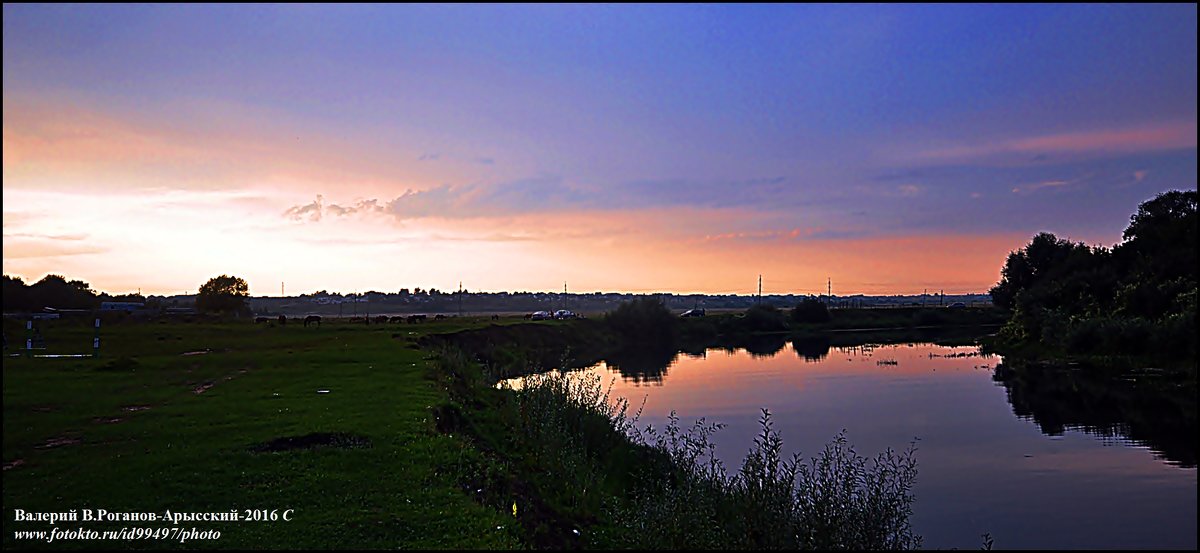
[3, 4, 1196, 296]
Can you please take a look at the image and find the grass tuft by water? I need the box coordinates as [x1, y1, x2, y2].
[487, 361, 922, 549]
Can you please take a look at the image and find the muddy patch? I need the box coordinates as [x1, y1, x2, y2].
[122, 405, 152, 412]
[36, 436, 81, 449]
[31, 405, 56, 413]
[92, 417, 124, 424]
[3, 459, 25, 471]
[190, 371, 237, 393]
[249, 432, 371, 453]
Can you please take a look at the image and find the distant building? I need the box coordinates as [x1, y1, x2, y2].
[100, 302, 145, 313]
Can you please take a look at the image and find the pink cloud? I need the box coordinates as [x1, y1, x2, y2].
[913, 120, 1197, 163]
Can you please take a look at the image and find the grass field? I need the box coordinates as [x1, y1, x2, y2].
[2, 316, 527, 549]
[3, 309, 953, 549]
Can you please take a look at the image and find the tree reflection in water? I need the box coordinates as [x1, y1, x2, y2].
[993, 360, 1196, 467]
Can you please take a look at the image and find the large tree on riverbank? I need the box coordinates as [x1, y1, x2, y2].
[990, 190, 1197, 364]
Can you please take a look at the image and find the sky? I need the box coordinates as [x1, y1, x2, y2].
[3, 4, 1196, 296]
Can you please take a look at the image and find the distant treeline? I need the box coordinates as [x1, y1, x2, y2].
[426, 299, 1005, 382]
[988, 190, 1197, 368]
[1, 274, 148, 312]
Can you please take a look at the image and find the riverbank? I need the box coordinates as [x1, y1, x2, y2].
[4, 313, 956, 548]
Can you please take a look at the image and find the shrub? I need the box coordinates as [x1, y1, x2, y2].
[605, 297, 679, 346]
[743, 304, 788, 332]
[791, 298, 831, 324]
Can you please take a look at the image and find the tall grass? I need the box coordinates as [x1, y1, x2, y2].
[499, 366, 922, 549]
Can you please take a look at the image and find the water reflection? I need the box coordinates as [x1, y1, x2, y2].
[505, 335, 1196, 548]
[791, 335, 832, 361]
[992, 360, 1197, 467]
[604, 345, 677, 385]
[584, 331, 1196, 469]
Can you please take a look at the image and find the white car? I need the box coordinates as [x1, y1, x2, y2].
[530, 311, 551, 320]
[553, 310, 578, 320]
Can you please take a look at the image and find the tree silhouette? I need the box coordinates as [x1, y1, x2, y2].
[196, 275, 250, 316]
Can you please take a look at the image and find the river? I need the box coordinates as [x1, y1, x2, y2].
[503, 337, 1197, 549]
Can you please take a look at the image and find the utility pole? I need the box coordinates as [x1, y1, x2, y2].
[827, 277, 832, 306]
[458, 281, 463, 317]
[281, 282, 284, 298]
[758, 275, 762, 304]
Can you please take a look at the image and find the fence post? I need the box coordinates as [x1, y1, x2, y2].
[26, 320, 33, 358]
[93, 318, 101, 358]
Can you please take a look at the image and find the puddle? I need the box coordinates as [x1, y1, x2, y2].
[36, 436, 81, 449]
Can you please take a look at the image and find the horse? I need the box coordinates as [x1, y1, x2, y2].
[255, 316, 269, 323]
[407, 314, 427, 324]
[389, 316, 405, 323]
[278, 315, 287, 326]
[374, 315, 389, 324]
[304, 315, 321, 328]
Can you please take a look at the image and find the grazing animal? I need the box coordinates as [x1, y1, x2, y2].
[255, 316, 269, 323]
[491, 314, 500, 321]
[523, 313, 533, 320]
[278, 315, 287, 326]
[406, 314, 427, 324]
[435, 314, 447, 320]
[374, 315, 389, 324]
[303, 315, 321, 328]
[390, 316, 405, 323]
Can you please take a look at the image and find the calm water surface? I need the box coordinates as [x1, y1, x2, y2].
[506, 340, 1197, 549]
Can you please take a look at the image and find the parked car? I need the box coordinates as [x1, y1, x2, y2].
[553, 310, 578, 320]
[946, 302, 967, 309]
[681, 308, 706, 317]
[530, 311, 551, 320]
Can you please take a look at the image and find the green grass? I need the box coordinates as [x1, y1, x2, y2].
[3, 317, 522, 549]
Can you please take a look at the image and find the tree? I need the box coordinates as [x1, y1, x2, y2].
[989, 232, 1089, 310]
[196, 275, 250, 316]
[29, 274, 99, 310]
[2, 275, 33, 312]
[791, 298, 831, 324]
[1117, 190, 1197, 283]
[606, 296, 679, 345]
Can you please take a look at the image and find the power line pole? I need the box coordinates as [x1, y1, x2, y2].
[827, 277, 832, 306]
[458, 281, 463, 317]
[758, 274, 762, 304]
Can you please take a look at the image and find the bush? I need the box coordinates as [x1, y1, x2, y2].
[614, 409, 921, 549]
[791, 298, 831, 324]
[743, 304, 788, 332]
[605, 297, 679, 346]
